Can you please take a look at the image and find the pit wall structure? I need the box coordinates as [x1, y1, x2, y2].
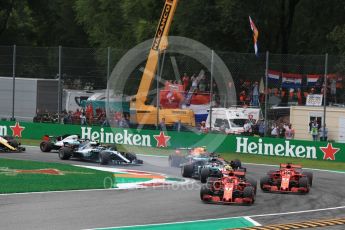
[0, 121, 343, 163]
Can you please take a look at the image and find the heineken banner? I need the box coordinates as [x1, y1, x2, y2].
[0, 121, 344, 162]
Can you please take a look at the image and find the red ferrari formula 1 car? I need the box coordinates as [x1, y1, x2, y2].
[200, 170, 256, 205]
[260, 163, 313, 194]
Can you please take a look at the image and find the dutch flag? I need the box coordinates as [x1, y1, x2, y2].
[307, 74, 320, 87]
[267, 70, 280, 85]
[282, 73, 302, 89]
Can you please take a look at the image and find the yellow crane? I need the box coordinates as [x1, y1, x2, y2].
[130, 0, 196, 127]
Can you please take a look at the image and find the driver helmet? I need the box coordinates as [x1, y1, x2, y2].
[224, 165, 232, 171]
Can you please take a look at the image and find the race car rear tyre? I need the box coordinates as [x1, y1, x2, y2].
[303, 172, 313, 187]
[40, 141, 53, 152]
[210, 169, 222, 179]
[247, 178, 257, 194]
[99, 152, 111, 165]
[18, 147, 26, 152]
[260, 176, 270, 190]
[58, 147, 72, 160]
[231, 159, 242, 169]
[299, 177, 309, 189]
[206, 177, 219, 189]
[125, 152, 136, 162]
[181, 164, 193, 178]
[8, 139, 19, 148]
[134, 159, 144, 164]
[200, 168, 210, 183]
[200, 184, 212, 201]
[243, 186, 255, 202]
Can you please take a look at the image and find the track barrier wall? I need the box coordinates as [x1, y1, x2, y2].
[0, 121, 344, 163]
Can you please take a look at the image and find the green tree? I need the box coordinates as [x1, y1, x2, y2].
[121, 0, 163, 43]
[329, 26, 345, 55]
[28, 0, 89, 47]
[0, 0, 35, 45]
[0, 0, 14, 36]
[74, 0, 131, 48]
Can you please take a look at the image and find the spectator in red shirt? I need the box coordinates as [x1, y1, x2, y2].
[182, 73, 189, 91]
[239, 90, 246, 105]
[297, 88, 303, 105]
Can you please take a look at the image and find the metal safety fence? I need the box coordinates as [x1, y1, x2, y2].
[0, 45, 344, 135]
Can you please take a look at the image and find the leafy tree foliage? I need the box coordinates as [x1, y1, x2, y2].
[0, 0, 345, 55]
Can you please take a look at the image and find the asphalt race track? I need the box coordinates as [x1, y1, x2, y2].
[0, 146, 344, 230]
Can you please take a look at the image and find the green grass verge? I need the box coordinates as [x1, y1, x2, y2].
[21, 139, 345, 171]
[220, 152, 345, 171]
[21, 139, 41, 146]
[118, 145, 345, 171]
[0, 158, 114, 194]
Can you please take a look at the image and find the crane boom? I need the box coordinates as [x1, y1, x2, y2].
[130, 0, 196, 127]
[135, 0, 178, 106]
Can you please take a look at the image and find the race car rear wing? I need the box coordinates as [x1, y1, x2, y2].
[233, 171, 245, 176]
[280, 163, 302, 169]
[63, 142, 80, 148]
[175, 146, 207, 155]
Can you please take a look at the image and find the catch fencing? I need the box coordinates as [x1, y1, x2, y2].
[0, 45, 344, 131]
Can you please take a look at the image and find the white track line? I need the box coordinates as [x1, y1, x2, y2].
[137, 154, 168, 158]
[243, 216, 262, 226]
[86, 206, 345, 230]
[247, 205, 345, 218]
[0, 188, 117, 196]
[85, 216, 258, 230]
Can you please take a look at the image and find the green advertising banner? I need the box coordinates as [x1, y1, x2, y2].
[0, 121, 344, 163]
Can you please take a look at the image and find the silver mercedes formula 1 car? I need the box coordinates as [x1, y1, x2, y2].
[58, 140, 143, 165]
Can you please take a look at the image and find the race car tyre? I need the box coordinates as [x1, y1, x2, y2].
[18, 147, 26, 152]
[8, 139, 19, 148]
[243, 186, 255, 202]
[58, 147, 72, 160]
[200, 168, 210, 183]
[135, 159, 144, 164]
[181, 164, 193, 178]
[231, 159, 242, 169]
[200, 184, 212, 201]
[206, 177, 219, 189]
[213, 169, 223, 178]
[299, 177, 309, 189]
[289, 180, 298, 188]
[247, 178, 257, 194]
[260, 176, 270, 190]
[99, 152, 111, 165]
[303, 172, 313, 187]
[40, 141, 53, 152]
[233, 189, 241, 199]
[125, 152, 136, 162]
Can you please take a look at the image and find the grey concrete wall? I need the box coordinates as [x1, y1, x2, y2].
[0, 77, 37, 120]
